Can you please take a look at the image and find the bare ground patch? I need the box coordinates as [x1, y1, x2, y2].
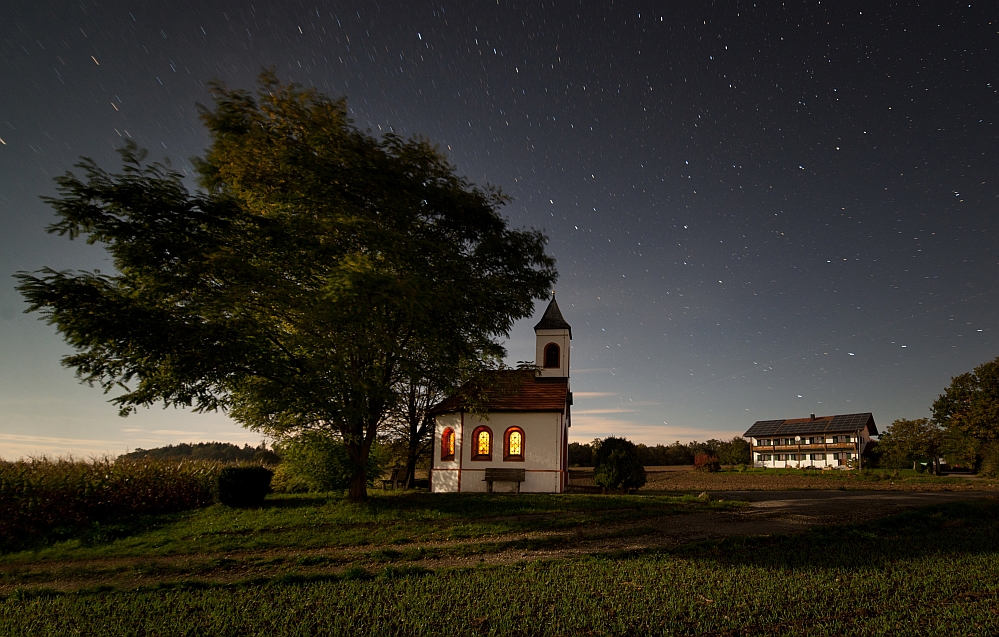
[3, 490, 993, 594]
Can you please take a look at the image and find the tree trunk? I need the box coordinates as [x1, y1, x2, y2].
[404, 446, 418, 489]
[348, 468, 368, 502]
[345, 439, 371, 503]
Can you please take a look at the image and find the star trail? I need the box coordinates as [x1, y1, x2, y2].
[1, 1, 996, 457]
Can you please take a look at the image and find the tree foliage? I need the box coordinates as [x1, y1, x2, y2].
[274, 431, 384, 493]
[15, 71, 557, 501]
[930, 355, 999, 470]
[876, 418, 943, 472]
[568, 437, 750, 467]
[932, 356, 999, 443]
[121, 442, 278, 464]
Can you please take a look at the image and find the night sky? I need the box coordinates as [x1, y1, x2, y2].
[2, 1, 997, 458]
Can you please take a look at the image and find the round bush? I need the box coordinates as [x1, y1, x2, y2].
[694, 453, 721, 473]
[215, 466, 273, 508]
[593, 437, 647, 491]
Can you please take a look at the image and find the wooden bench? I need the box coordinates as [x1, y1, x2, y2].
[483, 468, 526, 493]
[380, 467, 405, 490]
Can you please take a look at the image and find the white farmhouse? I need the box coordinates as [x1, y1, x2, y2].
[744, 413, 878, 470]
[429, 296, 572, 493]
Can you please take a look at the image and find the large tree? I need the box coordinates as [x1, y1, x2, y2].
[932, 356, 999, 442]
[931, 355, 999, 470]
[16, 71, 557, 501]
[380, 361, 463, 489]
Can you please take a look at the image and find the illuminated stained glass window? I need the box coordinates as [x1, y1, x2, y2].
[441, 428, 455, 460]
[504, 427, 525, 461]
[508, 431, 522, 456]
[471, 426, 492, 460]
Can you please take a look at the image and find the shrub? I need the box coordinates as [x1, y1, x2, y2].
[269, 464, 310, 493]
[593, 437, 646, 491]
[694, 453, 721, 473]
[215, 466, 273, 507]
[275, 432, 385, 493]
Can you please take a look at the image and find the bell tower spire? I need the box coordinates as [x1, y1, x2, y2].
[534, 292, 571, 378]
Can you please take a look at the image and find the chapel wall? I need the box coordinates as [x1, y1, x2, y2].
[461, 411, 563, 471]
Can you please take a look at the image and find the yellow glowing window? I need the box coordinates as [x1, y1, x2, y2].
[441, 428, 455, 460]
[508, 431, 522, 456]
[477, 430, 490, 456]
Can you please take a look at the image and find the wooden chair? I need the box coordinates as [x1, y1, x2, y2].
[483, 468, 526, 493]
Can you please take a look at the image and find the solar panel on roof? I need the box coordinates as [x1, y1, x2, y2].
[744, 420, 784, 436]
[745, 413, 876, 437]
[827, 413, 871, 430]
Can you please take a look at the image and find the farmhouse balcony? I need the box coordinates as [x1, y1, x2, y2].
[756, 443, 859, 451]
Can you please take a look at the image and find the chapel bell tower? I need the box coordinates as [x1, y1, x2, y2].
[534, 293, 572, 378]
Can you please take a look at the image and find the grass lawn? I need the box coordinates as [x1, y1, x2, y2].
[2, 492, 998, 635]
[635, 465, 999, 492]
[723, 467, 977, 484]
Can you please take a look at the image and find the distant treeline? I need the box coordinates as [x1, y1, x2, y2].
[569, 437, 751, 467]
[122, 442, 279, 464]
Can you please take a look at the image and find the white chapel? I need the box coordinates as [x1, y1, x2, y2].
[429, 295, 573, 493]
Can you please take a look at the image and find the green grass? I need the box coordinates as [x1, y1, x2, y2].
[726, 466, 977, 484]
[3, 493, 999, 635]
[0, 491, 734, 563]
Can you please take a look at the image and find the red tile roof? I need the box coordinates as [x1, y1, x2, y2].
[430, 370, 569, 414]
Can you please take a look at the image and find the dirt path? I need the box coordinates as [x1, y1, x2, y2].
[3, 490, 991, 593]
[454, 490, 997, 568]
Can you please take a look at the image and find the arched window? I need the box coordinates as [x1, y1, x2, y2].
[504, 427, 525, 461]
[471, 426, 492, 461]
[441, 428, 455, 461]
[544, 343, 560, 368]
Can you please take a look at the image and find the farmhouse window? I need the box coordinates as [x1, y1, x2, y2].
[810, 453, 825, 461]
[788, 454, 797, 461]
[471, 426, 493, 461]
[441, 428, 455, 461]
[504, 427, 525, 461]
[543, 343, 560, 368]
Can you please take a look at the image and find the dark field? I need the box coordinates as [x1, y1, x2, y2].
[2, 488, 998, 635]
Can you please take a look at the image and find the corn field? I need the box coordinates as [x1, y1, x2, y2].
[0, 457, 222, 548]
